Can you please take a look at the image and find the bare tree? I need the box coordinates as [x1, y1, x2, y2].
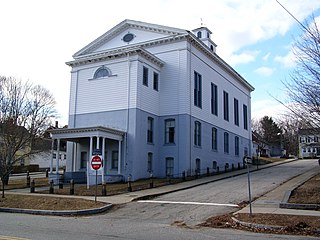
[281, 15, 320, 127]
[0, 76, 56, 197]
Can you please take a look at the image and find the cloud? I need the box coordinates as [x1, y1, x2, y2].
[274, 51, 296, 68]
[262, 53, 271, 61]
[228, 50, 260, 65]
[254, 67, 274, 76]
[252, 99, 288, 120]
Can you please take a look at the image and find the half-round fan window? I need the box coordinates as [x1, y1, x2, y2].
[93, 67, 109, 79]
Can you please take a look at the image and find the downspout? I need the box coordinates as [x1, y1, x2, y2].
[189, 42, 192, 175]
[125, 53, 131, 175]
[73, 70, 79, 128]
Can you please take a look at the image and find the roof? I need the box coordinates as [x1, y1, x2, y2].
[68, 19, 254, 92]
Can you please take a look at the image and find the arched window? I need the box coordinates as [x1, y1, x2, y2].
[197, 31, 202, 38]
[93, 66, 110, 79]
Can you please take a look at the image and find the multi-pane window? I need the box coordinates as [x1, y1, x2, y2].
[243, 104, 248, 130]
[194, 71, 202, 108]
[212, 127, 217, 151]
[235, 136, 239, 156]
[166, 157, 174, 177]
[194, 121, 201, 146]
[223, 91, 229, 121]
[224, 132, 229, 154]
[211, 83, 218, 116]
[147, 152, 153, 173]
[153, 72, 159, 91]
[147, 117, 154, 143]
[234, 98, 239, 126]
[165, 119, 175, 144]
[143, 66, 148, 86]
[111, 151, 118, 169]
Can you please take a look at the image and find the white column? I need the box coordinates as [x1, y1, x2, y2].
[96, 136, 100, 150]
[56, 139, 60, 174]
[50, 139, 54, 173]
[73, 142, 77, 172]
[102, 137, 105, 184]
[87, 137, 93, 189]
[118, 140, 122, 174]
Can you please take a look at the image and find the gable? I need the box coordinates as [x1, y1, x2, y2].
[74, 19, 187, 58]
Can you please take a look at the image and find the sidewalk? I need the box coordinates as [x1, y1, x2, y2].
[236, 165, 320, 217]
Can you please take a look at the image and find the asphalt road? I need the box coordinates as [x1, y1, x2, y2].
[0, 160, 318, 240]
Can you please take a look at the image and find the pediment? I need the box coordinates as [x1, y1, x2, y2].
[73, 19, 187, 59]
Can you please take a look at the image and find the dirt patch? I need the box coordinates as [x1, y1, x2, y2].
[0, 194, 106, 211]
[200, 172, 320, 237]
[200, 213, 320, 237]
[289, 174, 320, 204]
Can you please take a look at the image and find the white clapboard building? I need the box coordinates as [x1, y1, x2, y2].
[50, 19, 254, 185]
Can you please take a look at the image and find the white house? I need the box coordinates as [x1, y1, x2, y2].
[50, 19, 254, 185]
[298, 128, 320, 159]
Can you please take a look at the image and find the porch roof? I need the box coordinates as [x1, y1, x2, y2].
[49, 126, 126, 141]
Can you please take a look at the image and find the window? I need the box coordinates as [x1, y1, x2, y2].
[234, 98, 239, 126]
[111, 151, 118, 169]
[153, 72, 159, 91]
[194, 121, 201, 146]
[211, 83, 218, 116]
[212, 161, 217, 169]
[147, 117, 154, 143]
[143, 66, 148, 86]
[93, 66, 109, 79]
[80, 151, 87, 169]
[212, 127, 217, 151]
[244, 147, 248, 157]
[224, 132, 229, 154]
[223, 91, 229, 121]
[243, 104, 248, 130]
[235, 136, 239, 156]
[165, 119, 175, 144]
[147, 152, 153, 173]
[194, 71, 202, 108]
[197, 31, 202, 38]
[166, 157, 174, 177]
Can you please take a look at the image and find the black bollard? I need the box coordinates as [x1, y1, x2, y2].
[207, 167, 210, 176]
[49, 180, 54, 194]
[232, 163, 235, 171]
[26, 175, 31, 187]
[46, 169, 49, 178]
[149, 173, 154, 188]
[30, 179, 35, 193]
[127, 175, 132, 192]
[238, 162, 241, 170]
[59, 174, 64, 189]
[70, 179, 74, 195]
[182, 171, 186, 181]
[102, 183, 107, 196]
[217, 166, 220, 174]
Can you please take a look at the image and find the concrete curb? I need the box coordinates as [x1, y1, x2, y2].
[0, 203, 113, 216]
[231, 216, 283, 230]
[279, 169, 320, 211]
[280, 190, 320, 210]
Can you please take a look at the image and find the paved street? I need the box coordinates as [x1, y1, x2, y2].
[0, 160, 318, 240]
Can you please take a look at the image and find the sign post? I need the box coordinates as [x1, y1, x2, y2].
[91, 155, 102, 202]
[244, 156, 253, 217]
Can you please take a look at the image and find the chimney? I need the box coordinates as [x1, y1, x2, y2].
[55, 121, 59, 128]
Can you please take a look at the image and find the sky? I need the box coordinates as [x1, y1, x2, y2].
[1, 0, 320, 126]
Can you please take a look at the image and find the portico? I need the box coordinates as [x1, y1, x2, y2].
[49, 126, 126, 186]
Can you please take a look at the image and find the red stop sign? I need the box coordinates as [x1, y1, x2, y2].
[91, 155, 102, 170]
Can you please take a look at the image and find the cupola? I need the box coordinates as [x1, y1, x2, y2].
[192, 26, 217, 53]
